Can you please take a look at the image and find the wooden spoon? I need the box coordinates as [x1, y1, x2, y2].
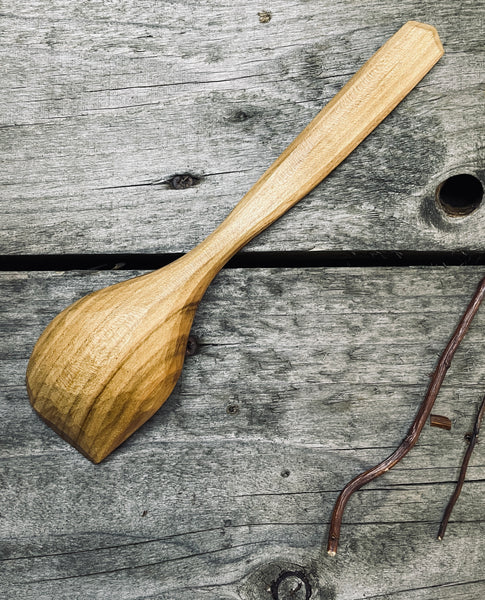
[26, 22, 444, 463]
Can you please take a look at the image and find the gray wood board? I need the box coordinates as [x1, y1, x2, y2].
[1, 0, 484, 255]
[1, 266, 484, 599]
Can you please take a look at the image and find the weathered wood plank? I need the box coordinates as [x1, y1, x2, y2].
[1, 0, 483, 255]
[1, 267, 484, 599]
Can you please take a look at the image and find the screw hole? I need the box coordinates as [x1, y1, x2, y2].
[436, 174, 483, 217]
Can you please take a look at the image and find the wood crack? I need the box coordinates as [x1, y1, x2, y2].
[357, 577, 485, 600]
[85, 72, 273, 95]
[17, 541, 261, 585]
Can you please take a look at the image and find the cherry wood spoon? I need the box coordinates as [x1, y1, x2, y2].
[26, 22, 444, 463]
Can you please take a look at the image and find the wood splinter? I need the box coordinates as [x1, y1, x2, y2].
[327, 276, 485, 556]
[438, 395, 485, 541]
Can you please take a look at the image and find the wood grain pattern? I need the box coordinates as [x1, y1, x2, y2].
[2, 1, 483, 597]
[1, 0, 483, 257]
[25, 22, 444, 463]
[2, 267, 485, 599]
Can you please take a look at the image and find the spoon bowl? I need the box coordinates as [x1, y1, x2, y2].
[27, 255, 205, 462]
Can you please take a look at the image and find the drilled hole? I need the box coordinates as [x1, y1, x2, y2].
[436, 174, 483, 217]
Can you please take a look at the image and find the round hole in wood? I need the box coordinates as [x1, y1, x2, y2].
[436, 174, 483, 217]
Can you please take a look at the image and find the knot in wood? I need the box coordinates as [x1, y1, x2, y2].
[185, 335, 199, 356]
[170, 173, 197, 190]
[258, 10, 271, 23]
[270, 570, 312, 600]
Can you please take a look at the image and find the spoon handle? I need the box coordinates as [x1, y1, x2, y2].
[193, 21, 443, 271]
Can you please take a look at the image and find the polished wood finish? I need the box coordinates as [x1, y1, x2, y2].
[26, 22, 444, 463]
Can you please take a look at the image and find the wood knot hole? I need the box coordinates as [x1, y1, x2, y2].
[258, 11, 272, 23]
[270, 570, 312, 600]
[232, 109, 250, 122]
[436, 174, 483, 217]
[186, 335, 199, 356]
[169, 173, 199, 190]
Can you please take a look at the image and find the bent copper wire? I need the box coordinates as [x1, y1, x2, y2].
[438, 394, 485, 541]
[327, 276, 485, 556]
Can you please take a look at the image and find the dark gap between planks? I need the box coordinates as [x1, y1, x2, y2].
[1, 251, 485, 271]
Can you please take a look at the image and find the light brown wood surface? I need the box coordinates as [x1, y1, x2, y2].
[26, 22, 444, 463]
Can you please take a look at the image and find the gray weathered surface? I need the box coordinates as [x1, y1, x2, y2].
[2, 0, 484, 597]
[1, 267, 484, 599]
[1, 0, 484, 255]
